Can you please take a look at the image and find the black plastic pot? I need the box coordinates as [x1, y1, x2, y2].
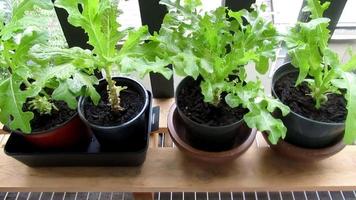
[78, 77, 150, 150]
[272, 63, 345, 148]
[175, 77, 249, 152]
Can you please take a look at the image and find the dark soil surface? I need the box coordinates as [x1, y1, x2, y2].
[274, 72, 347, 123]
[84, 84, 144, 126]
[29, 101, 76, 132]
[177, 78, 247, 126]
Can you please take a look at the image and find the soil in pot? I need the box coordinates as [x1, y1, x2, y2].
[177, 78, 247, 126]
[25, 100, 76, 132]
[274, 72, 347, 123]
[83, 82, 145, 126]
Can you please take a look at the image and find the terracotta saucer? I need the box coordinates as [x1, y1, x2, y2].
[167, 104, 257, 163]
[262, 132, 346, 161]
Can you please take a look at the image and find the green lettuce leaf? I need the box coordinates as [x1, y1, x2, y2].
[341, 54, 356, 72]
[285, 0, 356, 143]
[342, 73, 356, 144]
[225, 81, 290, 144]
[155, 1, 278, 106]
[0, 75, 36, 133]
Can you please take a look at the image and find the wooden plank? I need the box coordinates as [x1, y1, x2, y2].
[163, 132, 173, 148]
[152, 98, 174, 130]
[1, 146, 356, 192]
[0, 134, 4, 146]
[0, 134, 9, 148]
[149, 132, 160, 148]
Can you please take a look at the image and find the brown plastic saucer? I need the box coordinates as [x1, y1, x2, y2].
[262, 132, 346, 161]
[167, 104, 257, 163]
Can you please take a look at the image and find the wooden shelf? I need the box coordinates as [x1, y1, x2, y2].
[1, 98, 356, 193]
[0, 145, 356, 192]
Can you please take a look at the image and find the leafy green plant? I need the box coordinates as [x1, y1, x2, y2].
[284, 0, 356, 143]
[0, 0, 98, 133]
[152, 0, 290, 144]
[54, 0, 172, 112]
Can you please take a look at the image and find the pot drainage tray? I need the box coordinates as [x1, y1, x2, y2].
[262, 132, 346, 161]
[4, 93, 160, 167]
[167, 104, 257, 163]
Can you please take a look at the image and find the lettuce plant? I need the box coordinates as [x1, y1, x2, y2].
[153, 0, 290, 144]
[55, 0, 172, 112]
[0, 0, 99, 133]
[284, 0, 356, 144]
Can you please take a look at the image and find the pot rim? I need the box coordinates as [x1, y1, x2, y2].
[272, 62, 345, 126]
[175, 76, 245, 129]
[78, 76, 149, 129]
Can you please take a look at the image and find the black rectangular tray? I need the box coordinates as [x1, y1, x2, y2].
[4, 92, 160, 167]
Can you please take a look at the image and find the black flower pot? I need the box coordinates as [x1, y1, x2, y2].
[272, 63, 345, 148]
[175, 77, 250, 152]
[78, 77, 150, 151]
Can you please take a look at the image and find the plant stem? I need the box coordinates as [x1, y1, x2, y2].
[212, 90, 221, 107]
[104, 68, 124, 112]
[23, 78, 31, 87]
[313, 88, 325, 109]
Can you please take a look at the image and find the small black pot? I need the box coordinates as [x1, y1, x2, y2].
[272, 63, 345, 148]
[78, 77, 150, 150]
[175, 77, 248, 152]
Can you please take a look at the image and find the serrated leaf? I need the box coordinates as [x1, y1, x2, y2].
[118, 26, 149, 57]
[227, 10, 243, 26]
[184, 0, 202, 9]
[13, 28, 47, 67]
[225, 93, 242, 108]
[120, 56, 172, 80]
[55, 0, 121, 59]
[225, 81, 289, 144]
[244, 104, 287, 145]
[1, 1, 52, 41]
[265, 98, 290, 116]
[0, 75, 35, 133]
[171, 50, 200, 79]
[323, 47, 340, 68]
[12, 0, 53, 21]
[34, 64, 76, 87]
[68, 72, 100, 105]
[305, 0, 330, 19]
[52, 81, 78, 109]
[341, 54, 356, 72]
[300, 18, 330, 30]
[160, 0, 200, 17]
